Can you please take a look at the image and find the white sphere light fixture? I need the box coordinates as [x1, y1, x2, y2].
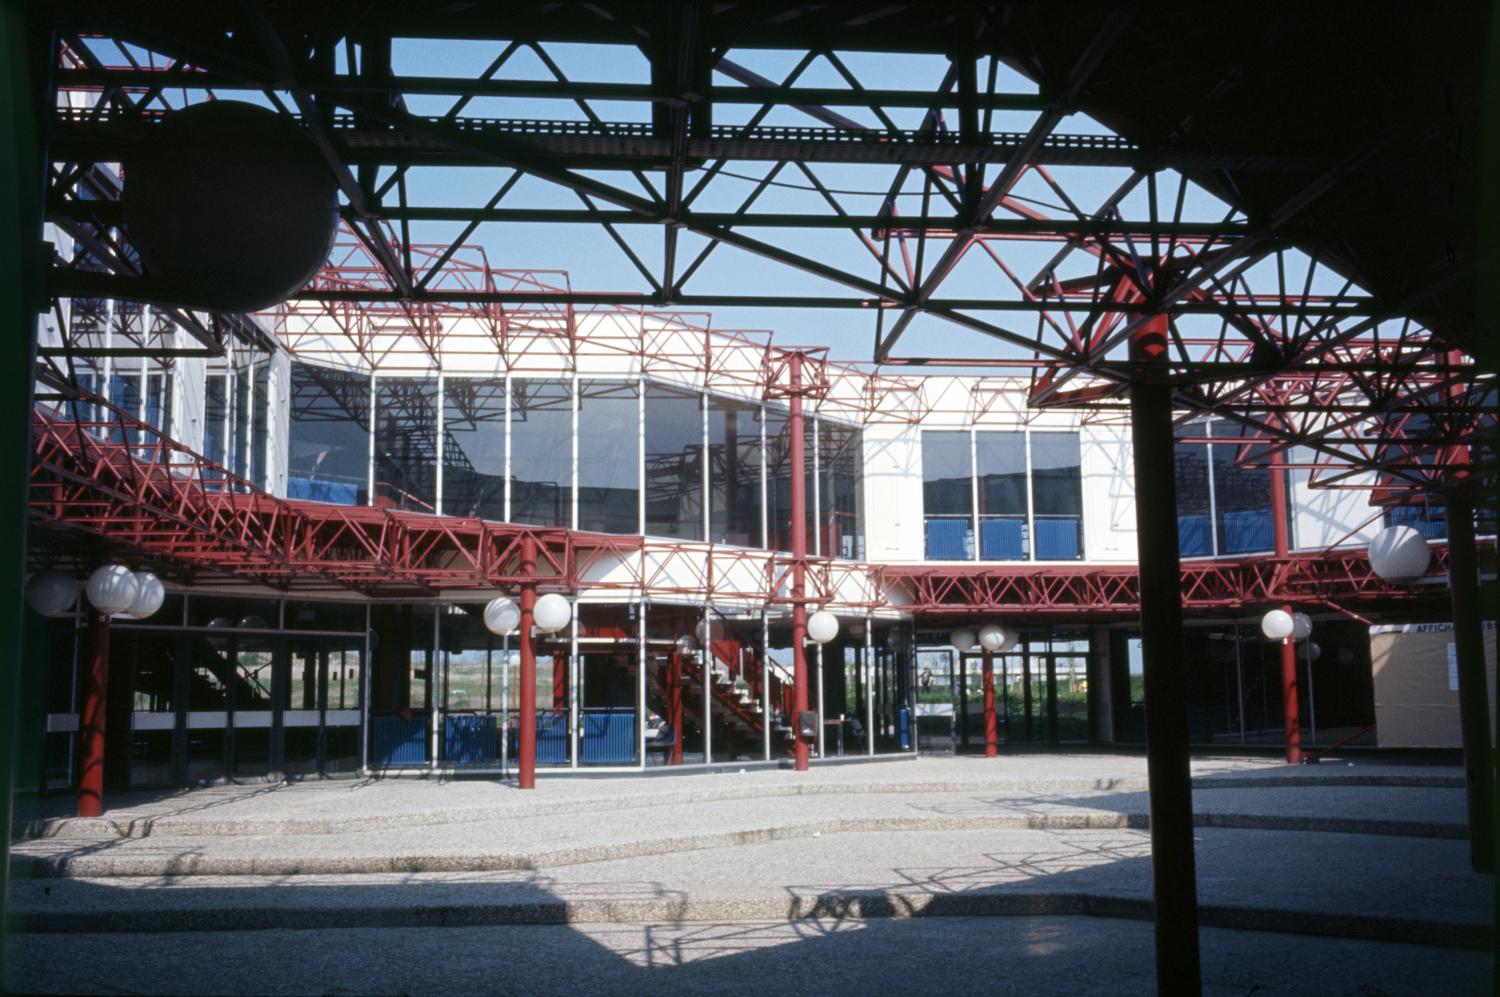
[121, 571, 165, 620]
[25, 570, 78, 618]
[1291, 612, 1313, 642]
[533, 593, 572, 633]
[806, 611, 839, 645]
[1260, 609, 1295, 641]
[694, 617, 725, 646]
[86, 564, 141, 616]
[1368, 524, 1431, 583]
[1308, 642, 1322, 662]
[675, 634, 698, 655]
[949, 627, 977, 652]
[977, 623, 1007, 652]
[482, 596, 520, 635]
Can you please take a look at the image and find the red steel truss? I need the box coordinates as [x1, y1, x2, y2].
[29, 396, 1464, 618]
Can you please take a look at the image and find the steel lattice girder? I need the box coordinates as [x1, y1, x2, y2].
[29, 405, 1467, 617]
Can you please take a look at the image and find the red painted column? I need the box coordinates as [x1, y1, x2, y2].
[668, 650, 684, 765]
[982, 650, 998, 758]
[1268, 446, 1302, 764]
[77, 612, 110, 818]
[517, 535, 538, 790]
[984, 644, 996, 755]
[788, 352, 810, 772]
[552, 651, 566, 710]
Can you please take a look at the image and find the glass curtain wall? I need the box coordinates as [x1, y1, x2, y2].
[287, 361, 370, 505]
[1175, 431, 1214, 556]
[1210, 422, 1274, 554]
[644, 385, 704, 539]
[818, 419, 864, 559]
[374, 377, 439, 512]
[577, 381, 640, 533]
[922, 431, 974, 559]
[510, 379, 572, 527]
[708, 396, 762, 547]
[765, 406, 793, 552]
[1030, 433, 1083, 559]
[976, 431, 1027, 559]
[442, 377, 507, 520]
[1173, 420, 1277, 557]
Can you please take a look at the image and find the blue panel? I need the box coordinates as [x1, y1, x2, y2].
[1178, 514, 1212, 557]
[1385, 505, 1446, 540]
[925, 518, 972, 560]
[1035, 517, 1080, 560]
[287, 475, 361, 505]
[580, 709, 637, 765]
[536, 711, 569, 765]
[1220, 509, 1273, 554]
[371, 714, 429, 766]
[979, 517, 1025, 560]
[443, 714, 498, 764]
[898, 707, 911, 750]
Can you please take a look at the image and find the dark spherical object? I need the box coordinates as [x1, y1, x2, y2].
[125, 100, 338, 312]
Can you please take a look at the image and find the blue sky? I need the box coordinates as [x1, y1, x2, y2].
[93, 36, 1364, 364]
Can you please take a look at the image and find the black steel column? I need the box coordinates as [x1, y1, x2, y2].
[1129, 316, 1202, 995]
[1444, 486, 1495, 872]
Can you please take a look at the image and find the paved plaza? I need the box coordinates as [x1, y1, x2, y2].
[5, 755, 1493, 994]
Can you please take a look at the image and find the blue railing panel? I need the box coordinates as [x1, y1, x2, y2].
[925, 518, 972, 560]
[288, 475, 361, 506]
[979, 517, 1026, 560]
[1178, 514, 1212, 556]
[443, 714, 498, 764]
[1220, 509, 1273, 554]
[536, 710, 569, 765]
[581, 709, 637, 765]
[1034, 517, 1080, 560]
[371, 714, 429, 766]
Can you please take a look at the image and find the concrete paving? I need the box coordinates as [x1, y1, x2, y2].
[6, 917, 1492, 996]
[6, 755, 1490, 994]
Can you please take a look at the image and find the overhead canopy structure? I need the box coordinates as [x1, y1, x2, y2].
[41, 0, 1495, 503]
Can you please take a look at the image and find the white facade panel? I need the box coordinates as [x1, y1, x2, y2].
[862, 423, 924, 563]
[1079, 424, 1138, 563]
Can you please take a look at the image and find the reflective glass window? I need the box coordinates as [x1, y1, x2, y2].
[1030, 432, 1082, 560]
[819, 419, 864, 559]
[442, 377, 506, 520]
[764, 405, 811, 553]
[578, 380, 640, 534]
[510, 379, 572, 528]
[977, 430, 1027, 560]
[922, 431, 973, 559]
[287, 362, 370, 506]
[645, 385, 703, 540]
[709, 396, 762, 548]
[374, 377, 439, 513]
[1175, 428, 1213, 556]
[1210, 422, 1274, 554]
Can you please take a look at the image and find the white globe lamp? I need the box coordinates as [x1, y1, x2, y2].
[120, 571, 165, 620]
[1291, 612, 1313, 642]
[86, 564, 141, 616]
[675, 634, 698, 655]
[1308, 642, 1322, 662]
[483, 596, 520, 635]
[695, 617, 725, 645]
[977, 623, 1007, 652]
[949, 627, 977, 652]
[806, 611, 839, 645]
[1368, 525, 1430, 583]
[1260, 609, 1294, 641]
[25, 570, 78, 618]
[533, 593, 572, 634]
